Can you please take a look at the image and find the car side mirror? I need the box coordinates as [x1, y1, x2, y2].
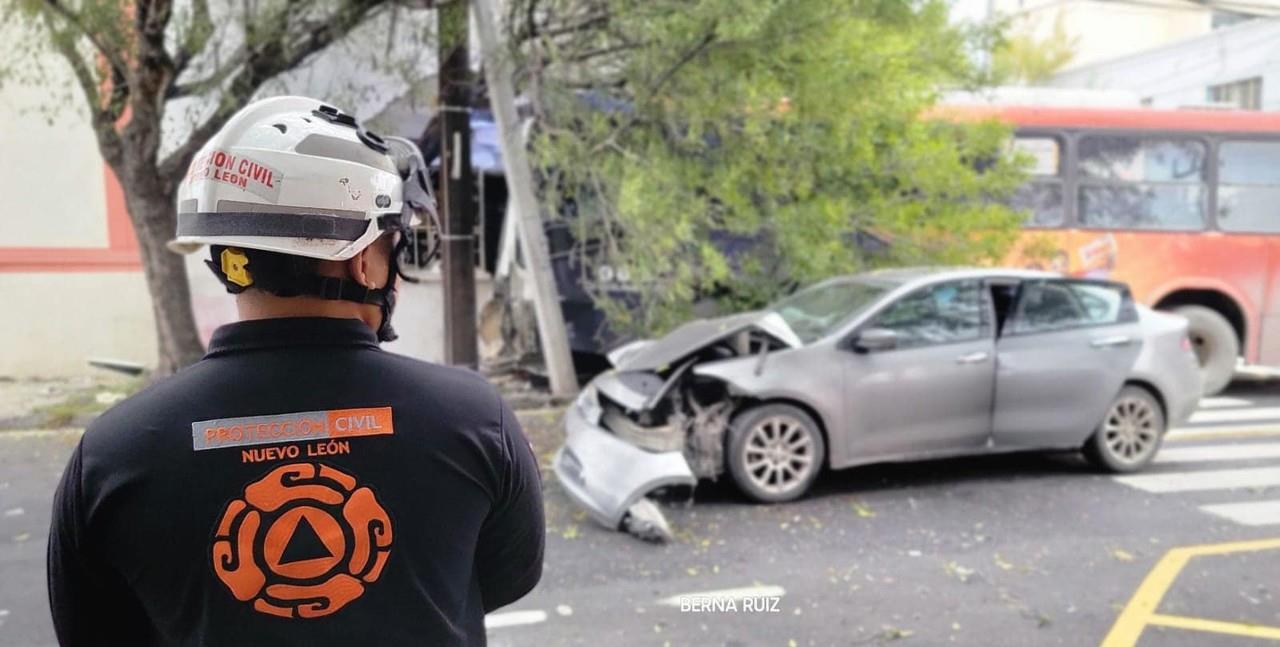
[851, 327, 898, 353]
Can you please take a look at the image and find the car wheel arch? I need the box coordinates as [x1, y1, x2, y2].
[1123, 379, 1167, 420]
[727, 397, 833, 471]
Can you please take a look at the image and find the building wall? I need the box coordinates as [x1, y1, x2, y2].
[1050, 18, 1280, 110]
[994, 0, 1213, 70]
[0, 32, 157, 376]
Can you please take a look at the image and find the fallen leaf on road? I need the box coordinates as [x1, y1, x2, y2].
[851, 500, 876, 518]
[3, 508, 23, 517]
[994, 554, 1014, 571]
[1111, 549, 1134, 562]
[944, 561, 975, 583]
[12, 533, 30, 543]
[561, 525, 579, 540]
[880, 626, 914, 640]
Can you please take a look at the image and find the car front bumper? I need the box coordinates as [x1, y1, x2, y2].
[553, 404, 696, 529]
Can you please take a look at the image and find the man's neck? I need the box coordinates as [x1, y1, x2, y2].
[235, 291, 380, 332]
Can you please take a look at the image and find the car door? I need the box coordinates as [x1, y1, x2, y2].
[992, 278, 1144, 448]
[840, 279, 996, 460]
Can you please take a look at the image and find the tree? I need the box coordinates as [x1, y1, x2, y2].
[508, 0, 1029, 337]
[1, 0, 432, 374]
[992, 12, 1079, 85]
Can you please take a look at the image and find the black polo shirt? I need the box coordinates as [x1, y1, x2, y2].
[47, 317, 544, 646]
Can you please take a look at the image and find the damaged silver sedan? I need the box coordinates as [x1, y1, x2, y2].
[553, 268, 1203, 537]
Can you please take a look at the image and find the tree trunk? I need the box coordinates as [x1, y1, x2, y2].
[119, 173, 206, 376]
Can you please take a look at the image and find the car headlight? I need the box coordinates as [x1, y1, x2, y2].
[575, 384, 602, 426]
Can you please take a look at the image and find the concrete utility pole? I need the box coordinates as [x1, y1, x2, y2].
[437, 0, 478, 369]
[473, 0, 580, 396]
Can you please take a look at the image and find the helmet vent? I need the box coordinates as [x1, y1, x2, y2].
[296, 134, 396, 174]
[272, 123, 287, 134]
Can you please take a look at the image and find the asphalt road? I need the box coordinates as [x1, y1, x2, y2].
[3, 382, 1280, 646]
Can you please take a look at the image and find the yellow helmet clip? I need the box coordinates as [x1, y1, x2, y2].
[220, 248, 253, 288]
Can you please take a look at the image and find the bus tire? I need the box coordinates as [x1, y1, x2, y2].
[1173, 305, 1239, 396]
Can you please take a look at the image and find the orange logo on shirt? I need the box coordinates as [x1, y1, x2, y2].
[211, 463, 393, 619]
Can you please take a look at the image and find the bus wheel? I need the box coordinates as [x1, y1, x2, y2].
[1173, 305, 1239, 396]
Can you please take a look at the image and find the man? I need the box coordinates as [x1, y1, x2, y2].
[47, 96, 544, 646]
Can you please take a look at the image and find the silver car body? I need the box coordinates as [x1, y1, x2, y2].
[554, 268, 1203, 528]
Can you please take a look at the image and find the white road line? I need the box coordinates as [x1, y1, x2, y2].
[1197, 397, 1254, 409]
[1167, 425, 1280, 442]
[1201, 500, 1280, 527]
[484, 610, 548, 630]
[1114, 466, 1280, 493]
[1156, 442, 1280, 464]
[1188, 407, 1280, 425]
[657, 585, 787, 607]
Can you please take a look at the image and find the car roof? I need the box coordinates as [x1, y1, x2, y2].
[859, 266, 1062, 287]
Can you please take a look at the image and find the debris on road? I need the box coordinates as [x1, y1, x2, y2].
[622, 498, 675, 543]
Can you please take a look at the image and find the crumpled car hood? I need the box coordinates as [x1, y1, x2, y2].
[611, 311, 803, 372]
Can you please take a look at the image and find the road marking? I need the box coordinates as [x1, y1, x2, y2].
[1200, 500, 1280, 526]
[1148, 613, 1280, 640]
[1101, 537, 1280, 647]
[484, 610, 548, 630]
[1167, 425, 1280, 442]
[656, 585, 786, 607]
[1198, 396, 1254, 409]
[1156, 442, 1280, 464]
[1188, 407, 1280, 425]
[1113, 466, 1280, 493]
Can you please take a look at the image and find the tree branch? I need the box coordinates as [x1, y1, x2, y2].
[158, 1, 386, 182]
[173, 0, 213, 76]
[44, 27, 123, 164]
[41, 0, 128, 82]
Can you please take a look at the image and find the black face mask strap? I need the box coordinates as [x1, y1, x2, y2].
[281, 272, 400, 343]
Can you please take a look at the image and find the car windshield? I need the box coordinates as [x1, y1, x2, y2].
[769, 278, 890, 344]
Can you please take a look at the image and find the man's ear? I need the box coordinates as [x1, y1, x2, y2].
[346, 248, 372, 288]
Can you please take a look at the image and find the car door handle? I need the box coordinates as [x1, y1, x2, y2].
[955, 351, 990, 364]
[1090, 335, 1133, 348]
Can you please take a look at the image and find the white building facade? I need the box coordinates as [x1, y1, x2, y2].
[1049, 17, 1280, 111]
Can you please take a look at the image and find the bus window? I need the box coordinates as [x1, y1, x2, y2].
[1009, 136, 1064, 228]
[1218, 140, 1280, 233]
[1078, 136, 1207, 231]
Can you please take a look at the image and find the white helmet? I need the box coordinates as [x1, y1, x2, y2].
[169, 95, 428, 261]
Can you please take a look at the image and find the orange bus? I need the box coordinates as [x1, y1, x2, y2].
[950, 105, 1280, 395]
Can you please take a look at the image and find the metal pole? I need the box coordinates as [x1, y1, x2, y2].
[438, 0, 478, 369]
[473, 0, 580, 396]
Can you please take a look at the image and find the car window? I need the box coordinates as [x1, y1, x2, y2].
[771, 278, 889, 344]
[1009, 280, 1135, 334]
[869, 280, 984, 349]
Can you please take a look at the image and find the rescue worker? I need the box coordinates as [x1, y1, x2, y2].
[46, 96, 544, 646]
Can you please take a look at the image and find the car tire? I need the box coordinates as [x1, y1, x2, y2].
[1083, 385, 1165, 473]
[727, 404, 826, 503]
[1172, 305, 1239, 396]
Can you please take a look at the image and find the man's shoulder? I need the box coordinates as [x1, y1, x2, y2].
[372, 352, 506, 423]
[80, 364, 214, 452]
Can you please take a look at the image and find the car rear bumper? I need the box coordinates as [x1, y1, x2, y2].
[553, 405, 696, 529]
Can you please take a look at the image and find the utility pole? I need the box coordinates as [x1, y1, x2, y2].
[473, 0, 580, 396]
[437, 0, 478, 369]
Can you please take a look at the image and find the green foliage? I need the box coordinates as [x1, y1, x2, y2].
[518, 0, 1029, 337]
[992, 13, 1079, 85]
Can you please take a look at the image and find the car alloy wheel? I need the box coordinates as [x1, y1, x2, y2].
[1102, 395, 1159, 465]
[743, 414, 817, 496]
[1085, 385, 1165, 473]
